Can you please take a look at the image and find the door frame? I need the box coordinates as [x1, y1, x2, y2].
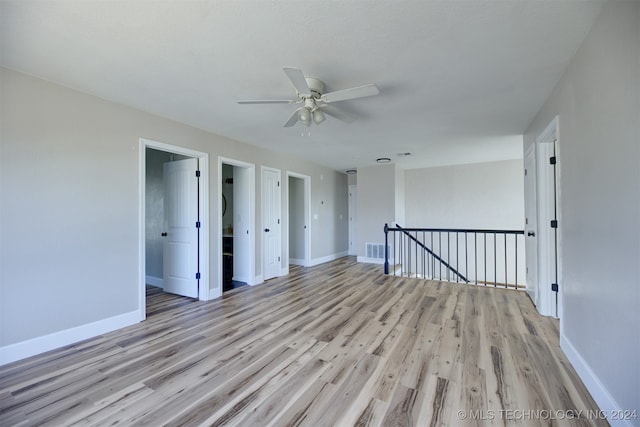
[348, 185, 357, 256]
[523, 144, 538, 305]
[261, 166, 282, 281]
[139, 138, 210, 321]
[535, 116, 562, 319]
[286, 171, 311, 268]
[217, 157, 256, 297]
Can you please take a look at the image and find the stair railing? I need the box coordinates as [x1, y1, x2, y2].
[384, 223, 525, 289]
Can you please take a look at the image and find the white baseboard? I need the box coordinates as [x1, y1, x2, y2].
[207, 288, 222, 301]
[561, 334, 634, 427]
[309, 251, 348, 267]
[0, 310, 140, 366]
[146, 275, 164, 288]
[357, 256, 385, 265]
[280, 267, 289, 277]
[252, 275, 263, 286]
[289, 258, 306, 266]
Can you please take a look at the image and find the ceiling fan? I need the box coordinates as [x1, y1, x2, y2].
[237, 67, 379, 127]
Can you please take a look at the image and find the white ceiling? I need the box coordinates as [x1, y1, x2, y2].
[0, 0, 603, 172]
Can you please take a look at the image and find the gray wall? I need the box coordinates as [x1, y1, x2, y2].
[523, 1, 639, 416]
[404, 160, 524, 229]
[356, 164, 398, 257]
[0, 67, 348, 348]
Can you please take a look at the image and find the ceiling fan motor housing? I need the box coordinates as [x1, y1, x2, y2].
[304, 77, 325, 98]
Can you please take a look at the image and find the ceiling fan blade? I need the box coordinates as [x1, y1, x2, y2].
[283, 109, 301, 127]
[283, 67, 311, 97]
[237, 99, 296, 104]
[318, 104, 355, 123]
[321, 84, 379, 103]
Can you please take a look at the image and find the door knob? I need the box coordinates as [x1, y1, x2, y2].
[264, 228, 270, 232]
[161, 232, 167, 237]
[527, 231, 535, 237]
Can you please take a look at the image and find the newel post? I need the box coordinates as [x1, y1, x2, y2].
[384, 223, 389, 275]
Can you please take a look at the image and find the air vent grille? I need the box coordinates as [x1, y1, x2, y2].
[366, 243, 387, 260]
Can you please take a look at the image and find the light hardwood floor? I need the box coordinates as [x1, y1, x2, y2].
[0, 257, 606, 426]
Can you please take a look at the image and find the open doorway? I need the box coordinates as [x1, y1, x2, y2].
[218, 158, 255, 295]
[287, 172, 311, 268]
[139, 139, 209, 321]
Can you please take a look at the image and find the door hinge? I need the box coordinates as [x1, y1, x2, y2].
[550, 156, 557, 165]
[196, 221, 201, 228]
[551, 283, 558, 292]
[196, 272, 201, 280]
[550, 220, 558, 228]
[195, 170, 201, 177]
[277, 219, 280, 224]
[524, 169, 527, 176]
[277, 181, 280, 187]
[278, 256, 281, 262]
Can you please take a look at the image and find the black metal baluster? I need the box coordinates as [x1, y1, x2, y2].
[415, 231, 418, 277]
[483, 233, 487, 285]
[431, 232, 434, 279]
[474, 233, 478, 285]
[465, 232, 468, 284]
[504, 233, 508, 288]
[513, 234, 518, 289]
[455, 232, 459, 283]
[393, 229, 396, 276]
[493, 233, 498, 288]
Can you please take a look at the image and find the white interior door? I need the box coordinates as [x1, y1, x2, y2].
[536, 140, 559, 317]
[163, 158, 199, 298]
[524, 146, 538, 306]
[262, 168, 281, 280]
[348, 185, 357, 256]
[233, 166, 251, 283]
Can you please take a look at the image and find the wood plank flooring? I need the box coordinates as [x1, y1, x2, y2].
[0, 257, 606, 426]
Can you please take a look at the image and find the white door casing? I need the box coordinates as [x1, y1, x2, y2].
[348, 185, 357, 256]
[215, 157, 255, 296]
[262, 167, 282, 281]
[524, 145, 539, 306]
[535, 116, 560, 318]
[163, 158, 199, 298]
[233, 165, 252, 283]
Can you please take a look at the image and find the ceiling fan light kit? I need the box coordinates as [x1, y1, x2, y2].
[237, 66, 379, 127]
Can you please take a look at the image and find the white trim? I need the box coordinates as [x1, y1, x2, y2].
[348, 185, 357, 256]
[310, 251, 348, 267]
[0, 310, 140, 366]
[217, 157, 256, 296]
[289, 258, 306, 266]
[280, 267, 289, 277]
[560, 335, 632, 427]
[261, 166, 283, 281]
[253, 274, 264, 286]
[537, 115, 558, 144]
[145, 275, 164, 288]
[535, 116, 560, 318]
[140, 138, 210, 311]
[357, 256, 385, 265]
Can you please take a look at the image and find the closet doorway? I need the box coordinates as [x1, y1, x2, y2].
[218, 158, 255, 295]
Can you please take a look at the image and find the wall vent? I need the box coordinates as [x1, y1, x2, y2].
[366, 243, 387, 260]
